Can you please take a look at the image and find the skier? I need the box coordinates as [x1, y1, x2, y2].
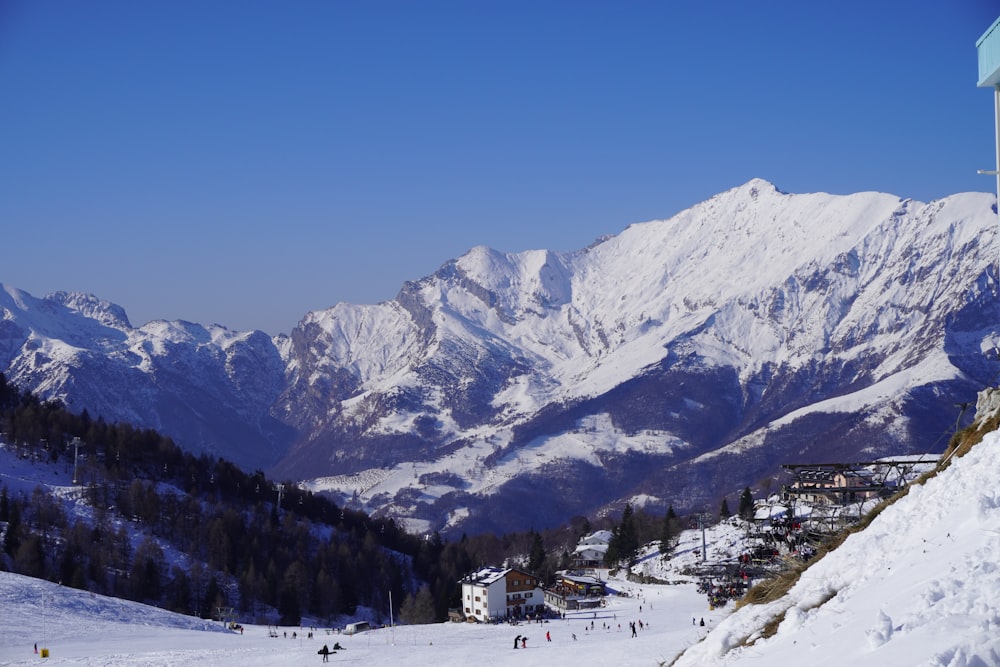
[546, 631, 551, 642]
[318, 644, 331, 662]
[514, 634, 521, 649]
[521, 636, 528, 649]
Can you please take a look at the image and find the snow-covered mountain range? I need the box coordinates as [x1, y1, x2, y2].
[3, 179, 999, 534]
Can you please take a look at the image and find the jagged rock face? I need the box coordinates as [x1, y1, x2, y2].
[3, 180, 999, 535]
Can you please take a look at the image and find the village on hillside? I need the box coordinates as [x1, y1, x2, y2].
[449, 455, 938, 625]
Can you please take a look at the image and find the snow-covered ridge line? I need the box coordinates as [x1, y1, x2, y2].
[2, 179, 998, 533]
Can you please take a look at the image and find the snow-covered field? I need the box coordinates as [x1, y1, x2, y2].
[0, 568, 727, 666]
[3, 426, 1000, 665]
[0, 437, 737, 665]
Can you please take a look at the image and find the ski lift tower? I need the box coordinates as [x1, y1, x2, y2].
[977, 16, 1000, 274]
[71, 436, 85, 485]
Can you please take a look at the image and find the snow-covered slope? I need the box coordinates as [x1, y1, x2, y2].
[277, 180, 1000, 533]
[3, 180, 999, 534]
[673, 425, 1000, 665]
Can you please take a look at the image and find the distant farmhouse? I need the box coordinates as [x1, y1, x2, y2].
[459, 567, 544, 622]
[572, 530, 612, 570]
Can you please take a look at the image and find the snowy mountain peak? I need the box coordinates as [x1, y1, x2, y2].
[731, 177, 785, 199]
[3, 182, 999, 534]
[45, 291, 132, 329]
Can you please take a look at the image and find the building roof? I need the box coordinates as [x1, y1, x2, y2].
[574, 543, 608, 555]
[462, 566, 537, 587]
[463, 566, 509, 586]
[558, 573, 604, 586]
[579, 530, 613, 545]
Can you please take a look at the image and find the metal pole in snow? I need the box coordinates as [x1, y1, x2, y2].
[389, 591, 395, 645]
[699, 514, 707, 560]
[71, 437, 84, 485]
[980, 85, 1000, 284]
[994, 85, 1000, 278]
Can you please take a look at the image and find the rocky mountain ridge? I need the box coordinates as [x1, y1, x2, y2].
[3, 179, 998, 534]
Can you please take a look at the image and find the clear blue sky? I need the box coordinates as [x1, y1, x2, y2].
[2, 1, 998, 335]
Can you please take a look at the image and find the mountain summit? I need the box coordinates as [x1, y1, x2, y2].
[3, 181, 998, 534]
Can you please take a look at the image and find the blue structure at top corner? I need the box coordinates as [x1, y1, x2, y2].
[978, 16, 1000, 88]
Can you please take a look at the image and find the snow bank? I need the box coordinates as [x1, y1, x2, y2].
[673, 431, 1000, 666]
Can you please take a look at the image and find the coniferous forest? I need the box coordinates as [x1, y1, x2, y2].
[0, 373, 671, 626]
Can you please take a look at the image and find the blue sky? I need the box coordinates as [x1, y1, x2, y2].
[1, 1, 998, 335]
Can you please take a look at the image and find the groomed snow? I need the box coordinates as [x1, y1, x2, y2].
[0, 568, 728, 666]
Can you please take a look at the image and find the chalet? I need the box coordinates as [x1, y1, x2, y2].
[543, 572, 607, 611]
[579, 529, 613, 546]
[459, 567, 544, 622]
[572, 530, 612, 569]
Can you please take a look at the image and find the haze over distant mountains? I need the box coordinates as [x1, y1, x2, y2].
[3, 179, 998, 535]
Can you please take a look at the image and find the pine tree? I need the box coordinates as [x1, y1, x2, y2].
[603, 530, 619, 569]
[202, 576, 220, 620]
[14, 533, 45, 578]
[527, 531, 545, 573]
[131, 536, 164, 602]
[278, 583, 301, 626]
[719, 498, 731, 520]
[399, 586, 437, 624]
[659, 505, 678, 556]
[739, 487, 754, 520]
[607, 503, 639, 569]
[169, 565, 193, 615]
[3, 500, 21, 556]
